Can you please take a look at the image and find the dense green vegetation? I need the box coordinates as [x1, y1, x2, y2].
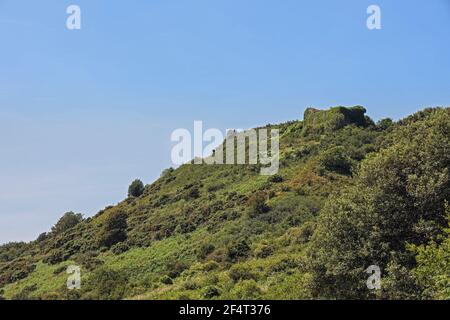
[0, 106, 448, 300]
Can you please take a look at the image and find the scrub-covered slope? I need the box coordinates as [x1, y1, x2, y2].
[1, 106, 448, 300]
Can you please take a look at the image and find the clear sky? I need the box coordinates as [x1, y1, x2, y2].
[0, 0, 449, 244]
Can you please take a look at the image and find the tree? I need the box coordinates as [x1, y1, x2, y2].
[51, 212, 83, 234]
[97, 211, 128, 248]
[411, 202, 450, 300]
[309, 108, 450, 299]
[36, 232, 48, 242]
[128, 179, 145, 198]
[376, 118, 393, 131]
[317, 146, 354, 175]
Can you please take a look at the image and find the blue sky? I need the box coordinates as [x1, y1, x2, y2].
[0, 0, 449, 244]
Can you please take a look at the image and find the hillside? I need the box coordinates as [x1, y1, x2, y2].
[0, 106, 449, 300]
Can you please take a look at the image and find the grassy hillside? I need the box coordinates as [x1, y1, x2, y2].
[1, 106, 449, 300]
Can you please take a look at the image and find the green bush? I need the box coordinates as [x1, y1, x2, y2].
[227, 240, 251, 262]
[161, 275, 173, 285]
[317, 146, 354, 175]
[254, 244, 274, 258]
[51, 212, 83, 234]
[128, 179, 145, 198]
[198, 243, 215, 259]
[203, 286, 220, 298]
[230, 280, 262, 299]
[310, 108, 450, 299]
[97, 211, 128, 248]
[229, 264, 257, 283]
[111, 242, 130, 255]
[247, 192, 270, 218]
[268, 174, 283, 183]
[84, 268, 128, 300]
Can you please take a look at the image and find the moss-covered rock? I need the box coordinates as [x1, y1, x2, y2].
[302, 106, 368, 135]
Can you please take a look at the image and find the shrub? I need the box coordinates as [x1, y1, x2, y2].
[166, 260, 188, 279]
[296, 221, 316, 244]
[44, 250, 66, 265]
[97, 211, 128, 248]
[203, 286, 220, 298]
[317, 146, 354, 175]
[230, 280, 262, 299]
[51, 212, 83, 234]
[161, 167, 174, 177]
[198, 243, 215, 259]
[36, 232, 48, 242]
[184, 186, 200, 200]
[229, 265, 257, 283]
[111, 242, 130, 255]
[128, 179, 145, 198]
[247, 192, 270, 218]
[182, 280, 199, 290]
[207, 183, 225, 193]
[268, 174, 283, 183]
[227, 240, 251, 262]
[202, 260, 220, 272]
[377, 118, 393, 131]
[161, 275, 173, 285]
[74, 251, 103, 271]
[254, 244, 274, 258]
[84, 268, 128, 300]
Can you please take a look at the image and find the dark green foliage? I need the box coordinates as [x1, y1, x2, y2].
[84, 268, 128, 300]
[74, 251, 104, 271]
[377, 118, 393, 131]
[43, 250, 67, 265]
[309, 108, 450, 299]
[111, 242, 130, 255]
[247, 192, 270, 217]
[161, 275, 173, 285]
[227, 240, 251, 262]
[161, 167, 174, 177]
[36, 233, 48, 242]
[198, 243, 215, 259]
[411, 202, 450, 299]
[229, 265, 257, 282]
[166, 260, 188, 279]
[97, 211, 128, 248]
[318, 146, 354, 175]
[203, 286, 220, 298]
[51, 212, 83, 234]
[184, 186, 200, 200]
[254, 244, 274, 258]
[128, 179, 145, 198]
[0, 258, 36, 286]
[0, 242, 29, 263]
[268, 174, 283, 183]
